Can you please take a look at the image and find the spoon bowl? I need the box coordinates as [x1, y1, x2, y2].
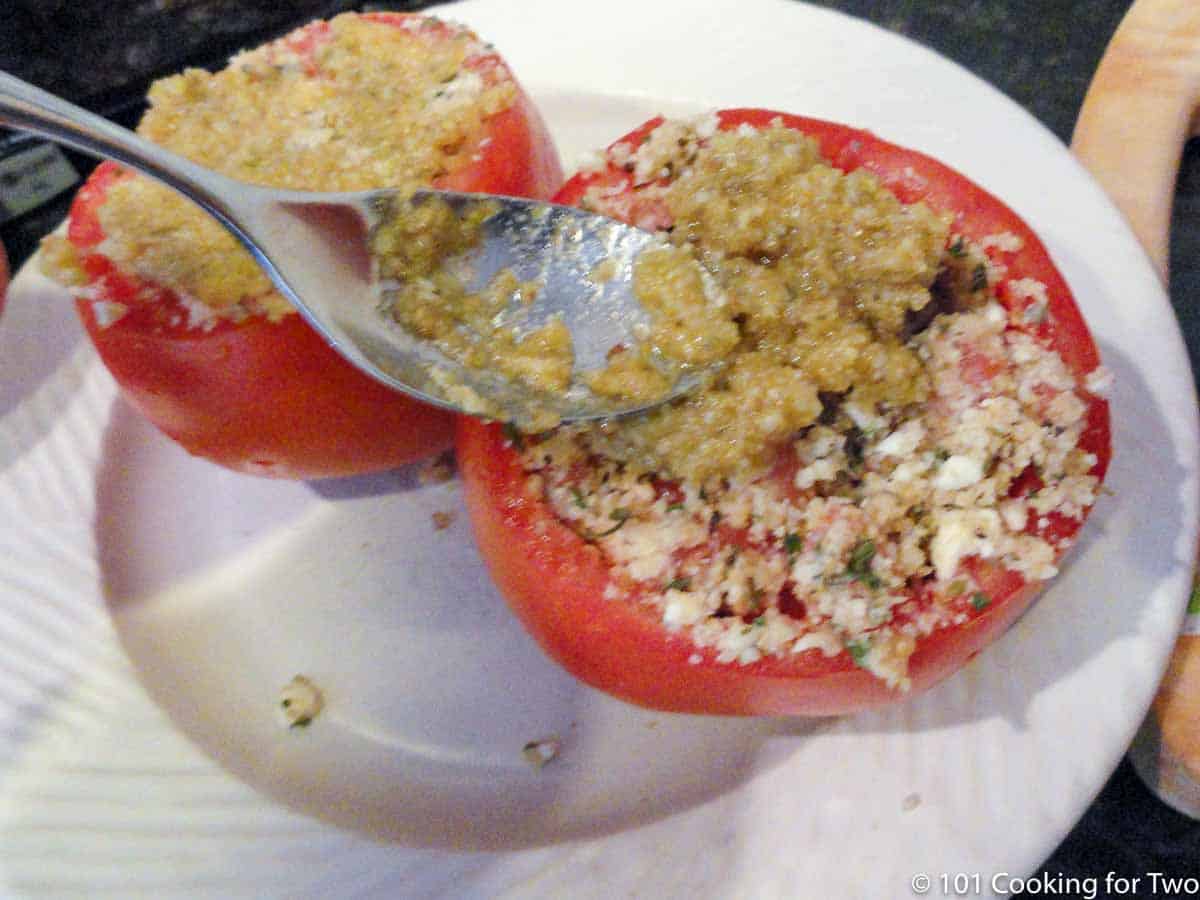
[0, 71, 700, 426]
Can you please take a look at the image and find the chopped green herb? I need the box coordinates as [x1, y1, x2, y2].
[848, 539, 875, 571]
[847, 640, 871, 665]
[948, 236, 966, 258]
[846, 434, 865, 471]
[971, 592, 991, 611]
[1188, 581, 1200, 616]
[569, 486, 587, 509]
[666, 502, 686, 512]
[970, 263, 988, 292]
[933, 447, 950, 463]
[584, 507, 633, 541]
[594, 507, 631, 537]
[845, 539, 882, 589]
[752, 615, 767, 628]
[665, 577, 692, 592]
[783, 532, 802, 557]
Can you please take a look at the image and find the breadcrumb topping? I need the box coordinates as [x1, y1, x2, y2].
[578, 117, 952, 484]
[517, 118, 1105, 689]
[45, 13, 518, 323]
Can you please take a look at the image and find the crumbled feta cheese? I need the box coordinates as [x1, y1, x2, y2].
[983, 302, 1008, 326]
[999, 499, 1029, 532]
[662, 588, 710, 629]
[933, 454, 984, 491]
[603, 520, 684, 582]
[980, 231, 1024, 253]
[278, 675, 324, 729]
[874, 420, 925, 458]
[930, 508, 1001, 580]
[844, 401, 885, 433]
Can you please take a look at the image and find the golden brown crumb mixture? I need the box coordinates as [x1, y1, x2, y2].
[376, 194, 576, 399]
[579, 120, 957, 484]
[519, 116, 1105, 688]
[372, 193, 579, 398]
[375, 199, 731, 424]
[47, 14, 517, 323]
[374, 181, 752, 421]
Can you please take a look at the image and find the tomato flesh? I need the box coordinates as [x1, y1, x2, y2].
[460, 109, 1111, 716]
[68, 13, 563, 479]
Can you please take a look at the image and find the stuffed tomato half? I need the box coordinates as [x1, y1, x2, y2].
[42, 12, 562, 479]
[459, 109, 1111, 716]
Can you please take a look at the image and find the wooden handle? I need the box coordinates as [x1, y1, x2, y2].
[1071, 0, 1200, 282]
[1077, 0, 1200, 810]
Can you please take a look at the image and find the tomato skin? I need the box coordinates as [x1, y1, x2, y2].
[78, 293, 459, 478]
[460, 110, 1111, 716]
[460, 417, 1046, 716]
[67, 13, 563, 479]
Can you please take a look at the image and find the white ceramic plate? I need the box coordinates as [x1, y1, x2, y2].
[0, 0, 1195, 896]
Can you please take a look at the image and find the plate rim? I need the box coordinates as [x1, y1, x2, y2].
[1, 0, 1197, 894]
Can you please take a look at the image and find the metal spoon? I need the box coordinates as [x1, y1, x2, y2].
[0, 71, 698, 426]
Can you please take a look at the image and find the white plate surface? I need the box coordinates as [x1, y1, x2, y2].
[1, 0, 1197, 897]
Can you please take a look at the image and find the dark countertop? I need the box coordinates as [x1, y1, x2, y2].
[2, 0, 1196, 891]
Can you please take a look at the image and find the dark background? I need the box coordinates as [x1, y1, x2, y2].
[3, 0, 1197, 891]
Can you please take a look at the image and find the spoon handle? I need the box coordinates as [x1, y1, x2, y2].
[0, 71, 255, 241]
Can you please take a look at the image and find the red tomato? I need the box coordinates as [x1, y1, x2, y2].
[67, 13, 562, 479]
[459, 110, 1111, 716]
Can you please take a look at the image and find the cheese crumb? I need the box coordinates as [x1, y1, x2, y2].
[933, 454, 984, 491]
[278, 675, 324, 729]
